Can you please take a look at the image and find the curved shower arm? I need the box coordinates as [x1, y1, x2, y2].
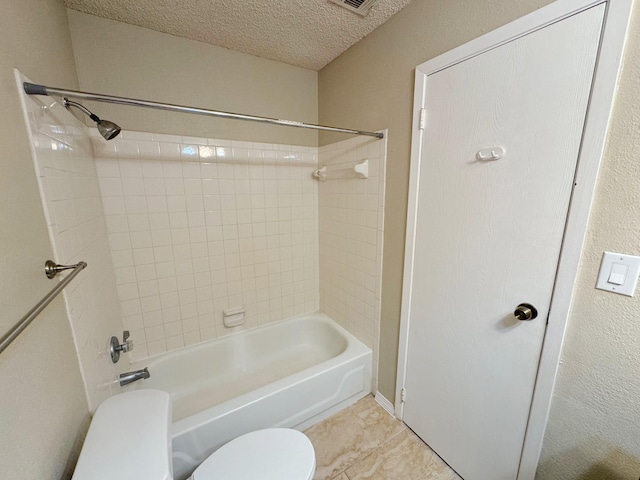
[63, 98, 101, 122]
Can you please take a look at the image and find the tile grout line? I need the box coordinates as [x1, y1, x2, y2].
[337, 419, 408, 480]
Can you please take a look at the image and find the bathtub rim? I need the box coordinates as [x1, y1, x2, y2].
[131, 311, 354, 366]
[130, 311, 372, 437]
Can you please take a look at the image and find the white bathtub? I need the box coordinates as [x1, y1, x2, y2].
[131, 312, 372, 480]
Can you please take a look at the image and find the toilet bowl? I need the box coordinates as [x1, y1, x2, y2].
[71, 389, 316, 480]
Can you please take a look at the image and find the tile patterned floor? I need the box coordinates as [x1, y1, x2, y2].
[304, 396, 461, 480]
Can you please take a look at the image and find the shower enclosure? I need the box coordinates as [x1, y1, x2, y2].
[16, 68, 387, 425]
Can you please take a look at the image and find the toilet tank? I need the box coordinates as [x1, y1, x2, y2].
[72, 389, 173, 480]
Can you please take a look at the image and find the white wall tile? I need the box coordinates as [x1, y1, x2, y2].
[94, 129, 320, 356]
[318, 133, 387, 391]
[21, 94, 127, 411]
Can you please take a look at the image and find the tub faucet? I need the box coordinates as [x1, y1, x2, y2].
[119, 367, 150, 387]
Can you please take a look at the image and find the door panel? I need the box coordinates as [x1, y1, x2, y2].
[403, 6, 604, 480]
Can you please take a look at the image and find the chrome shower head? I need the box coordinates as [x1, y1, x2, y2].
[63, 98, 121, 141]
[96, 119, 121, 141]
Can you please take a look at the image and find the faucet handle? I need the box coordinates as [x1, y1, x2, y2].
[121, 330, 133, 353]
[109, 331, 134, 363]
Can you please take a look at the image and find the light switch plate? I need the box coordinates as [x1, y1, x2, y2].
[596, 252, 640, 296]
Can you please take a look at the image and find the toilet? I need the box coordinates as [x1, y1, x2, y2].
[71, 389, 316, 480]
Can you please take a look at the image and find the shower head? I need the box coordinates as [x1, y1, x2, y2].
[96, 119, 121, 141]
[63, 98, 121, 140]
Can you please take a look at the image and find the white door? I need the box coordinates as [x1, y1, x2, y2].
[402, 6, 605, 480]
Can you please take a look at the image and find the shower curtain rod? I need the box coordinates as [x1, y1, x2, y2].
[23, 82, 384, 139]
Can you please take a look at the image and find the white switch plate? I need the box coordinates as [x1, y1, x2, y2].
[596, 252, 640, 296]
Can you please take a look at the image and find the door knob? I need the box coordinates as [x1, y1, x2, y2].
[514, 303, 538, 321]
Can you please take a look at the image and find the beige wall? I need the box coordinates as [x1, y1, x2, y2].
[0, 1, 89, 479]
[320, 0, 640, 477]
[66, 10, 318, 147]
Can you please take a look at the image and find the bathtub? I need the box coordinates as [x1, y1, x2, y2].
[130, 312, 372, 480]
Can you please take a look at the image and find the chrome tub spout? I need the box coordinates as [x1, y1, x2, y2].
[119, 367, 150, 386]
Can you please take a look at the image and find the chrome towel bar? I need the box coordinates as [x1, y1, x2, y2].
[0, 260, 87, 355]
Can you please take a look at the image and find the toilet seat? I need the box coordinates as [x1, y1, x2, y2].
[192, 428, 315, 480]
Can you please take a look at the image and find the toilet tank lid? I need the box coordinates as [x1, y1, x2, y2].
[72, 389, 173, 480]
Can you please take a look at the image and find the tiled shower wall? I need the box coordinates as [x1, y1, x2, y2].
[92, 130, 319, 359]
[318, 134, 387, 388]
[19, 76, 125, 410]
[21, 76, 385, 398]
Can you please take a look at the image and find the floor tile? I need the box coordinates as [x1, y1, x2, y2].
[345, 429, 462, 480]
[304, 395, 406, 480]
[331, 474, 349, 480]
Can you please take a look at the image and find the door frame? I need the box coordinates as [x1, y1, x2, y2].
[395, 0, 633, 478]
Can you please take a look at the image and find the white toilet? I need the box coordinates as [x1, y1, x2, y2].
[72, 389, 316, 480]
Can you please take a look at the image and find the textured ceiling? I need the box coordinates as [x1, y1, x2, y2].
[64, 0, 412, 71]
